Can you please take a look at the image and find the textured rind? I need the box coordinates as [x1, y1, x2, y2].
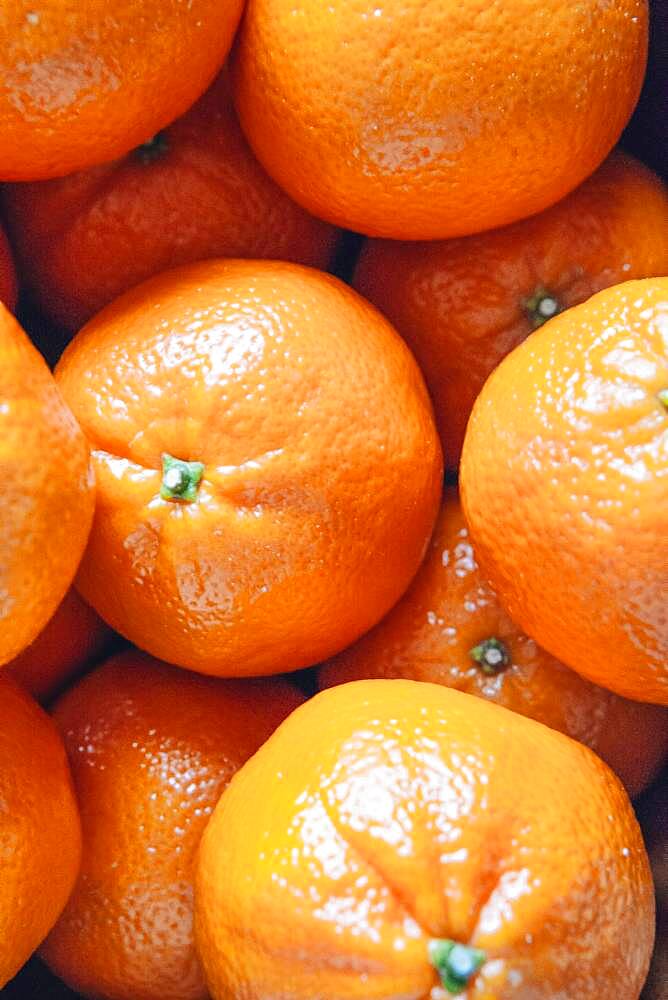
[0, 0, 244, 180]
[461, 277, 668, 705]
[195, 680, 655, 999]
[233, 0, 648, 238]
[0, 676, 81, 988]
[55, 259, 442, 676]
[40, 651, 304, 1000]
[0, 304, 94, 664]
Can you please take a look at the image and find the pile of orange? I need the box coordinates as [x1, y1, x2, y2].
[0, 1, 665, 998]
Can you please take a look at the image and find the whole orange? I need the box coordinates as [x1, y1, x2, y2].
[0, 674, 81, 988]
[0, 303, 94, 665]
[0, 220, 17, 310]
[195, 680, 655, 999]
[2, 72, 340, 331]
[55, 260, 442, 677]
[319, 490, 668, 799]
[0, 0, 244, 181]
[7, 588, 113, 702]
[461, 277, 668, 706]
[41, 650, 304, 1000]
[354, 151, 668, 469]
[232, 0, 648, 239]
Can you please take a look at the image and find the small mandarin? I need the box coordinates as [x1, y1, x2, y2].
[319, 490, 668, 798]
[354, 151, 668, 468]
[461, 277, 668, 705]
[2, 72, 340, 331]
[195, 680, 655, 999]
[55, 259, 442, 677]
[0, 674, 81, 988]
[0, 303, 94, 665]
[233, 0, 647, 238]
[41, 650, 305, 1000]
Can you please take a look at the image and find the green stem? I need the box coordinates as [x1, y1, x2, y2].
[523, 287, 561, 329]
[658, 388, 668, 411]
[429, 939, 486, 995]
[470, 637, 510, 675]
[160, 453, 204, 502]
[134, 131, 169, 164]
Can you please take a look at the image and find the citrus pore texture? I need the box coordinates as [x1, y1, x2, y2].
[232, 0, 648, 238]
[461, 278, 668, 705]
[195, 680, 654, 999]
[55, 259, 442, 676]
[0, 305, 94, 665]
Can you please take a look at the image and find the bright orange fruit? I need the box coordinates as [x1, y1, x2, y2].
[55, 259, 442, 677]
[319, 489, 668, 798]
[461, 278, 668, 705]
[354, 151, 668, 468]
[0, 674, 81, 989]
[232, 0, 648, 238]
[0, 0, 244, 180]
[41, 650, 304, 1000]
[0, 303, 94, 665]
[7, 588, 113, 702]
[196, 680, 655, 999]
[2, 72, 340, 331]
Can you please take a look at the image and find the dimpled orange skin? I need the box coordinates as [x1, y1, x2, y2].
[319, 490, 668, 799]
[55, 259, 442, 677]
[461, 278, 668, 706]
[0, 674, 82, 989]
[354, 152, 668, 470]
[2, 71, 340, 332]
[195, 679, 655, 1000]
[7, 588, 113, 702]
[0, 0, 244, 182]
[231, 0, 648, 240]
[0, 221, 17, 311]
[0, 304, 94, 665]
[40, 650, 305, 1000]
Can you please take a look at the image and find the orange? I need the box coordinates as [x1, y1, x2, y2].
[55, 259, 442, 677]
[0, 220, 17, 310]
[7, 588, 113, 702]
[461, 277, 668, 706]
[40, 649, 304, 1000]
[0, 0, 244, 181]
[2, 71, 340, 332]
[0, 673, 81, 989]
[354, 151, 668, 469]
[0, 303, 94, 665]
[232, 0, 648, 239]
[195, 679, 655, 999]
[319, 489, 668, 799]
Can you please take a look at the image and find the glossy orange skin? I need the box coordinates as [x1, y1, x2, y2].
[0, 674, 81, 988]
[55, 259, 442, 677]
[461, 278, 668, 706]
[2, 72, 340, 331]
[320, 490, 668, 799]
[0, 304, 94, 665]
[637, 775, 668, 1000]
[0, 0, 244, 181]
[232, 0, 647, 239]
[0, 221, 17, 311]
[354, 152, 668, 469]
[195, 680, 655, 999]
[7, 588, 113, 702]
[41, 650, 304, 1000]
